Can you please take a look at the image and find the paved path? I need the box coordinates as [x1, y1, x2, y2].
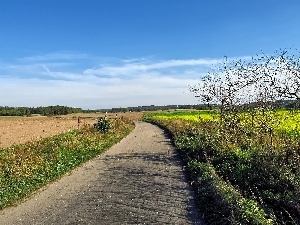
[0, 121, 204, 225]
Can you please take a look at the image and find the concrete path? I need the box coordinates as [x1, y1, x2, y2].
[0, 121, 204, 225]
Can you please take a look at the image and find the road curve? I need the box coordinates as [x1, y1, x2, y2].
[0, 121, 204, 225]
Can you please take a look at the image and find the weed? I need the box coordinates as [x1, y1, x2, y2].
[93, 117, 111, 133]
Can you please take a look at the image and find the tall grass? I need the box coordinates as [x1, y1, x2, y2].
[143, 111, 300, 225]
[0, 118, 134, 209]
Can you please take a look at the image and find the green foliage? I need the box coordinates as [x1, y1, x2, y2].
[93, 117, 111, 133]
[189, 161, 273, 225]
[0, 119, 134, 209]
[0, 105, 83, 116]
[109, 104, 214, 113]
[143, 112, 300, 225]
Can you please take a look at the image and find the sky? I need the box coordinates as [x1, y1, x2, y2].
[0, 0, 300, 109]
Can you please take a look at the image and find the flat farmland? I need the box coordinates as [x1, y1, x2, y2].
[0, 112, 144, 149]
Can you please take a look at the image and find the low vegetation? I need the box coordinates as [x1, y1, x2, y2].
[143, 110, 299, 224]
[144, 49, 300, 224]
[0, 117, 134, 209]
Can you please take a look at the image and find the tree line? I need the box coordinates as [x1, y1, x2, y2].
[0, 104, 212, 116]
[1, 100, 298, 117]
[99, 104, 217, 113]
[0, 105, 83, 116]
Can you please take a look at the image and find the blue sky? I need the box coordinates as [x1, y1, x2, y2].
[0, 0, 299, 109]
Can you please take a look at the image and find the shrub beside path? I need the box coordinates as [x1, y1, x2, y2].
[0, 121, 204, 225]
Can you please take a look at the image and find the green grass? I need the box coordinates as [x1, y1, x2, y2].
[143, 110, 300, 225]
[0, 119, 134, 209]
[189, 160, 273, 225]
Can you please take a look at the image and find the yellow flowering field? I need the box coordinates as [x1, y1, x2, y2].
[151, 109, 300, 133]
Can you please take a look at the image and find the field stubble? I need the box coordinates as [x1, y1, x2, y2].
[0, 112, 144, 149]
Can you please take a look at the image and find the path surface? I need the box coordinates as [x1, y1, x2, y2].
[0, 121, 204, 225]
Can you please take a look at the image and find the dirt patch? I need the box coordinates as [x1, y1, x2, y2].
[0, 112, 144, 149]
[0, 116, 97, 149]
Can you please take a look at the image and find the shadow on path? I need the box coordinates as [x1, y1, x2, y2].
[0, 121, 205, 225]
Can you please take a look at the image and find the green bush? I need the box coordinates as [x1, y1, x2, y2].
[94, 117, 111, 133]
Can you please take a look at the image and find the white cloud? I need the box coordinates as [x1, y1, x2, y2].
[42, 65, 56, 78]
[19, 52, 89, 62]
[84, 58, 220, 77]
[0, 53, 223, 109]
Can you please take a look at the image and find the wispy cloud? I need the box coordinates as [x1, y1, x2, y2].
[0, 53, 229, 108]
[84, 58, 220, 77]
[19, 52, 89, 62]
[42, 65, 56, 78]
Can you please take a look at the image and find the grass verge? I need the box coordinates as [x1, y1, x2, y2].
[143, 113, 299, 225]
[0, 118, 134, 209]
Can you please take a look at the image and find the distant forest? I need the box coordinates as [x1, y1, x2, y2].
[104, 100, 299, 113]
[0, 104, 213, 116]
[0, 105, 83, 116]
[0, 100, 298, 117]
[102, 104, 215, 113]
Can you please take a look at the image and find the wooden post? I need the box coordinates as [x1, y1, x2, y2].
[77, 116, 81, 129]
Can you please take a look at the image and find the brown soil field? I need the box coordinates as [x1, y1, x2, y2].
[0, 112, 144, 149]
